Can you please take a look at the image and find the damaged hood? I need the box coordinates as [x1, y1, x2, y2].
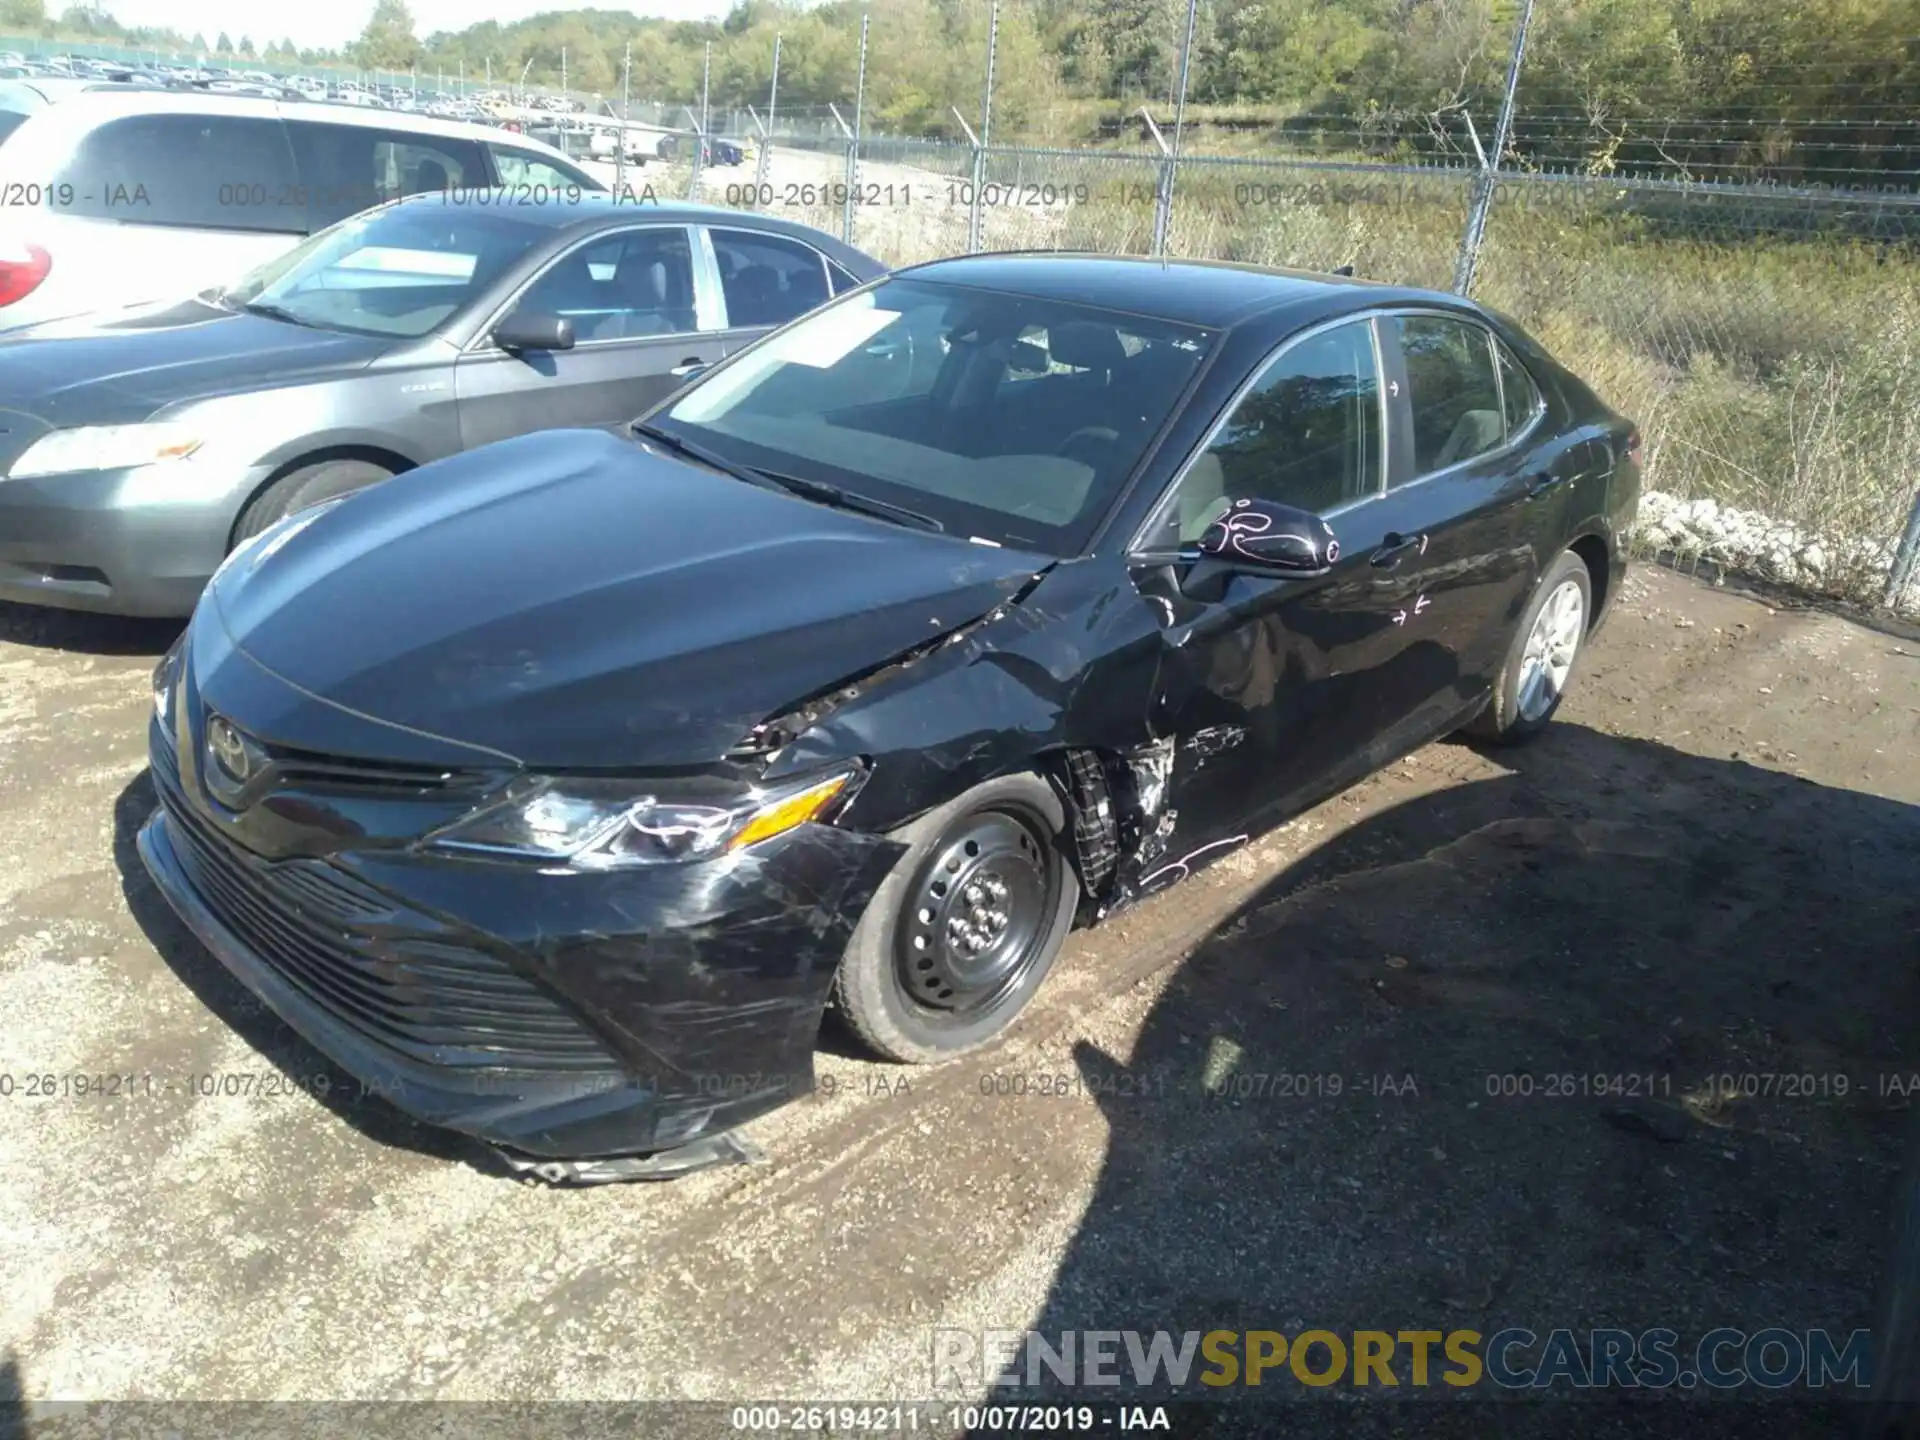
[210, 428, 1047, 769]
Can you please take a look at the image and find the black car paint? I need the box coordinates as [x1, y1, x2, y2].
[138, 256, 1639, 1171]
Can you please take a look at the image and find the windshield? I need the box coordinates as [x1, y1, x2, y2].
[655, 278, 1214, 555]
[219, 199, 552, 338]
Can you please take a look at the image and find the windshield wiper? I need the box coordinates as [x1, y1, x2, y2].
[241, 300, 318, 328]
[750, 470, 944, 533]
[630, 422, 943, 533]
[630, 421, 772, 489]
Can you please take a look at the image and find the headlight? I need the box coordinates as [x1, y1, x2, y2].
[8, 422, 203, 479]
[422, 764, 866, 868]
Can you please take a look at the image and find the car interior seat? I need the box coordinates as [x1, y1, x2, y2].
[1433, 409, 1504, 468]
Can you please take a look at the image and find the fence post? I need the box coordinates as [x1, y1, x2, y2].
[1450, 0, 1535, 295]
[1886, 486, 1920, 611]
[965, 1, 999, 255]
[687, 42, 711, 200]
[843, 13, 870, 246]
[1142, 108, 1173, 256]
[1151, 0, 1200, 257]
[614, 42, 632, 199]
[754, 35, 781, 201]
[953, 109, 984, 251]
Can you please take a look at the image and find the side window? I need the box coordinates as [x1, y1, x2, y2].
[56, 114, 302, 232]
[828, 260, 862, 294]
[1391, 315, 1505, 476]
[710, 227, 833, 328]
[488, 144, 593, 191]
[374, 135, 483, 198]
[1495, 338, 1542, 439]
[1161, 319, 1382, 545]
[514, 227, 698, 344]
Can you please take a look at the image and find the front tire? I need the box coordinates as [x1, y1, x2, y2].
[1466, 548, 1592, 744]
[832, 772, 1079, 1064]
[232, 459, 394, 547]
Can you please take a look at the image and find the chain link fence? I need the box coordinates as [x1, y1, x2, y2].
[651, 121, 1920, 616]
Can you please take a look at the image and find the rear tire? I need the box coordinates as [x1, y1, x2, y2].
[832, 772, 1079, 1065]
[1465, 549, 1592, 744]
[232, 459, 393, 547]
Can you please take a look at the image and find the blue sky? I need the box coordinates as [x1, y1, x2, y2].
[102, 1, 735, 50]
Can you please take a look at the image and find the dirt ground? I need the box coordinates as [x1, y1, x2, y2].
[0, 564, 1916, 1427]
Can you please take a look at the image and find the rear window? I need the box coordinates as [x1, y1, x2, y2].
[286, 122, 489, 229]
[53, 113, 304, 233]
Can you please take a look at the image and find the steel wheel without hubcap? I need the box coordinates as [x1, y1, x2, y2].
[1516, 577, 1585, 722]
[897, 810, 1059, 1016]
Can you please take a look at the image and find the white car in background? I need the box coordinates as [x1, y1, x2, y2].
[0, 81, 604, 330]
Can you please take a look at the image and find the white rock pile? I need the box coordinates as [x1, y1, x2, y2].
[1631, 490, 1920, 614]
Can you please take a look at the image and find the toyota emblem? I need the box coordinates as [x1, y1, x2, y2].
[207, 716, 252, 786]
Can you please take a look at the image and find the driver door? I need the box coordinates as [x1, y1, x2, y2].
[1133, 317, 1437, 858]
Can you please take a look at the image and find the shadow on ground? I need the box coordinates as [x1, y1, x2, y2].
[0, 601, 180, 658]
[997, 724, 1920, 1436]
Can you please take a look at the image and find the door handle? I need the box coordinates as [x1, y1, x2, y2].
[1370, 532, 1425, 568]
[1526, 470, 1569, 499]
[670, 357, 710, 378]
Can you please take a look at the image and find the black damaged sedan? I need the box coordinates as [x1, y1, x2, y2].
[139, 254, 1640, 1180]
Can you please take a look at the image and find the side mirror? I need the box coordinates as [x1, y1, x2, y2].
[493, 308, 575, 353]
[1195, 497, 1340, 577]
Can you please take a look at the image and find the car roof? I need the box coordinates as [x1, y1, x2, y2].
[0, 83, 579, 161]
[894, 251, 1448, 330]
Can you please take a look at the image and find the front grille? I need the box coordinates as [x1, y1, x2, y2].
[151, 753, 616, 1074]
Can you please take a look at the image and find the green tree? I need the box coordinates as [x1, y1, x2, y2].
[214, 30, 232, 53]
[354, 0, 421, 70]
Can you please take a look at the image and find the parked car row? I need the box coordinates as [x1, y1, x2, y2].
[0, 117, 1642, 1182]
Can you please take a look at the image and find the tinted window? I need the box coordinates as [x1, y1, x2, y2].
[1156, 320, 1381, 546]
[1496, 338, 1542, 438]
[0, 107, 30, 145]
[56, 114, 302, 232]
[1393, 315, 1504, 476]
[221, 203, 550, 337]
[287, 122, 486, 229]
[659, 278, 1211, 555]
[516, 227, 698, 343]
[710, 227, 832, 328]
[487, 144, 594, 191]
[828, 260, 859, 294]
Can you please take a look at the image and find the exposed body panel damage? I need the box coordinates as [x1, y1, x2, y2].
[747, 562, 1237, 929]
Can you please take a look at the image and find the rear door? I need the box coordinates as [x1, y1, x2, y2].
[702, 224, 840, 357]
[1362, 311, 1568, 723]
[453, 223, 726, 448]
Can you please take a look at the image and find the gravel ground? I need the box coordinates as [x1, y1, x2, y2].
[0, 564, 1916, 1428]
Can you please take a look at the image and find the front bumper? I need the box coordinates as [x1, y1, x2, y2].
[138, 715, 903, 1162]
[0, 462, 263, 616]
